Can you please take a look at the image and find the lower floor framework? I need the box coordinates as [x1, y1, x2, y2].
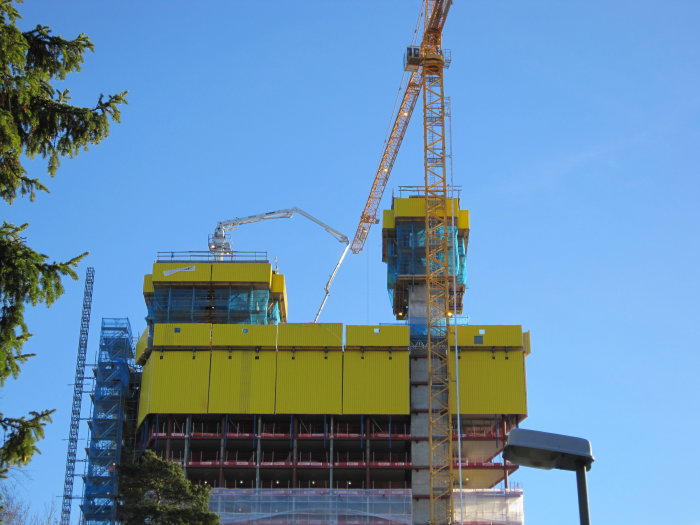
[140, 414, 519, 490]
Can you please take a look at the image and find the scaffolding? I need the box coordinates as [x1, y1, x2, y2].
[81, 319, 134, 525]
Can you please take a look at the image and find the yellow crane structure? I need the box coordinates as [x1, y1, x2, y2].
[352, 1, 455, 523]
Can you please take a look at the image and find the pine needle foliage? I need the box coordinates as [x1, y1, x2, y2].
[118, 451, 221, 525]
[0, 0, 126, 477]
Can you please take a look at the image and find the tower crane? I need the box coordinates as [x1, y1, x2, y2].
[351, 1, 455, 523]
[208, 207, 350, 323]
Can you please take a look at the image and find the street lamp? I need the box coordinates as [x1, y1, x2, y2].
[503, 428, 594, 525]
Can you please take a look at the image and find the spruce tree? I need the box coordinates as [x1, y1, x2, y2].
[118, 451, 220, 525]
[0, 0, 126, 476]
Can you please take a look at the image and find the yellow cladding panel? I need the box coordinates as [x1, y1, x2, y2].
[209, 350, 276, 414]
[343, 349, 409, 414]
[393, 198, 463, 220]
[152, 262, 211, 282]
[449, 325, 524, 348]
[135, 330, 148, 362]
[450, 350, 527, 415]
[211, 262, 272, 284]
[271, 273, 288, 320]
[523, 331, 532, 355]
[153, 323, 211, 347]
[345, 325, 410, 348]
[137, 356, 153, 426]
[276, 350, 342, 414]
[146, 351, 211, 415]
[458, 209, 470, 229]
[143, 274, 154, 294]
[212, 324, 279, 348]
[383, 209, 395, 229]
[276, 323, 343, 348]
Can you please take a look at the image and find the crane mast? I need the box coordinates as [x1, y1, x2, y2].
[420, 1, 454, 523]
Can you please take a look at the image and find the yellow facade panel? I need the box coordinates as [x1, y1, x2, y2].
[343, 349, 409, 414]
[458, 209, 470, 230]
[523, 330, 531, 355]
[152, 262, 211, 282]
[211, 262, 272, 284]
[271, 273, 288, 320]
[393, 198, 462, 219]
[135, 330, 148, 362]
[209, 350, 276, 414]
[212, 324, 279, 348]
[143, 274, 154, 294]
[137, 356, 153, 426]
[345, 325, 410, 348]
[276, 323, 342, 348]
[449, 325, 524, 348]
[153, 323, 211, 347]
[276, 350, 342, 414]
[147, 351, 211, 415]
[450, 350, 527, 416]
[382, 209, 395, 229]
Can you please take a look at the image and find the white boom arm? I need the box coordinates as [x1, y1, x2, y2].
[209, 207, 349, 322]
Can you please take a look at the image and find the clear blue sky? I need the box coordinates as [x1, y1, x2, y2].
[4, 1, 699, 523]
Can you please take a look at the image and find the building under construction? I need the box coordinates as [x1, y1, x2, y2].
[123, 193, 530, 525]
[70, 1, 534, 524]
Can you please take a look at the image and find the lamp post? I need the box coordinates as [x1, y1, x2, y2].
[503, 428, 594, 525]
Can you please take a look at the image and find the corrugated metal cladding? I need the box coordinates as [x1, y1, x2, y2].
[271, 273, 288, 319]
[345, 325, 410, 348]
[276, 349, 342, 414]
[145, 350, 211, 415]
[212, 324, 278, 348]
[211, 262, 272, 284]
[209, 350, 276, 414]
[143, 274, 154, 293]
[449, 325, 524, 348]
[137, 356, 153, 425]
[343, 349, 409, 414]
[152, 262, 212, 282]
[276, 323, 343, 348]
[153, 323, 211, 347]
[383, 209, 396, 229]
[450, 350, 527, 416]
[383, 201, 469, 230]
[135, 330, 148, 362]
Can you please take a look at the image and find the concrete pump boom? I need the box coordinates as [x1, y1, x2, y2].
[209, 207, 349, 322]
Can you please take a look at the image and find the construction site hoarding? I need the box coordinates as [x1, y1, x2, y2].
[270, 273, 288, 319]
[212, 324, 279, 348]
[211, 262, 272, 284]
[152, 262, 212, 282]
[153, 322, 211, 347]
[450, 350, 527, 416]
[135, 329, 148, 361]
[143, 273, 154, 293]
[449, 324, 525, 349]
[343, 347, 409, 414]
[391, 197, 470, 228]
[345, 324, 410, 347]
[276, 348, 342, 414]
[275, 323, 343, 348]
[139, 350, 211, 417]
[209, 350, 276, 414]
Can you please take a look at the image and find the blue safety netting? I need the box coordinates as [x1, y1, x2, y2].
[148, 286, 281, 325]
[385, 221, 467, 303]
